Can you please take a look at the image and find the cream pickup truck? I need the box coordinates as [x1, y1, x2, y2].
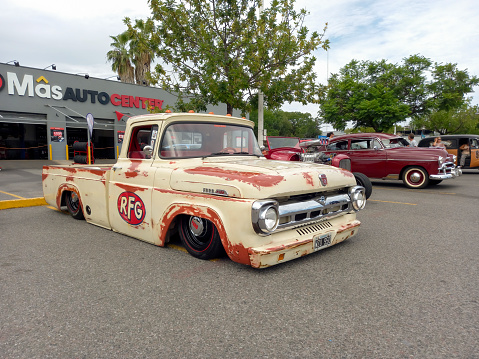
[43, 113, 366, 268]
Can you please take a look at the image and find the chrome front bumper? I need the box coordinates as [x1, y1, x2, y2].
[430, 163, 462, 180]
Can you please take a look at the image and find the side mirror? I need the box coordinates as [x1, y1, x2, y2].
[143, 145, 154, 158]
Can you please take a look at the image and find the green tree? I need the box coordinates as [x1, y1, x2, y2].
[412, 103, 479, 135]
[107, 32, 135, 84]
[147, 0, 328, 115]
[320, 55, 479, 132]
[249, 108, 320, 137]
[124, 18, 155, 86]
[428, 63, 479, 112]
[320, 60, 410, 132]
[284, 111, 321, 138]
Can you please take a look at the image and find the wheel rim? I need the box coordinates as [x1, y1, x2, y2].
[405, 168, 426, 187]
[67, 192, 80, 212]
[189, 216, 206, 237]
[183, 216, 213, 252]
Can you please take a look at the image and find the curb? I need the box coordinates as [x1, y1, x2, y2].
[0, 197, 48, 210]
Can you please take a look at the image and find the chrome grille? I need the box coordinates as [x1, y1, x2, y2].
[276, 193, 352, 231]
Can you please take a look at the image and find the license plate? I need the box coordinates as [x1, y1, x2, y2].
[313, 233, 332, 251]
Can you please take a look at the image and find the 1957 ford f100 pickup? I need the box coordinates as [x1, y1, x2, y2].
[42, 112, 366, 268]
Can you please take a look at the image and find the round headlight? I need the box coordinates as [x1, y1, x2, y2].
[258, 205, 279, 233]
[349, 186, 366, 211]
[252, 200, 279, 235]
[263, 206, 279, 232]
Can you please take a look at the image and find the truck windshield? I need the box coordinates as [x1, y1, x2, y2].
[160, 122, 262, 158]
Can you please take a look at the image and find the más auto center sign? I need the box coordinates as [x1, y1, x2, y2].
[0, 72, 164, 111]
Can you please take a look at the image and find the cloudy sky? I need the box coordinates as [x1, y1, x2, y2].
[2, 0, 479, 119]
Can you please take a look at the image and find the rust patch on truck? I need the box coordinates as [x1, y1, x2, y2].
[184, 166, 284, 189]
[337, 220, 361, 233]
[153, 188, 248, 203]
[251, 238, 312, 255]
[55, 183, 82, 210]
[302, 172, 314, 186]
[124, 160, 143, 178]
[114, 182, 148, 192]
[158, 204, 251, 266]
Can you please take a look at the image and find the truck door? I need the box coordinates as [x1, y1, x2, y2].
[108, 123, 160, 243]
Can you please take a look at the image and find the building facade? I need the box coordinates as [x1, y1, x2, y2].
[0, 63, 230, 161]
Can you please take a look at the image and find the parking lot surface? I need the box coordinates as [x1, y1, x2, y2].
[1, 163, 478, 358]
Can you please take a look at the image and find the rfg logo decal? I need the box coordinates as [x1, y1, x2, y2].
[117, 192, 145, 225]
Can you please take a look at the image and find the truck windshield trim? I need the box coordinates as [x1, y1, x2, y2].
[159, 121, 262, 159]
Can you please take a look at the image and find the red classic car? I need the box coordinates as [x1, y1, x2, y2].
[265, 136, 373, 198]
[322, 133, 462, 188]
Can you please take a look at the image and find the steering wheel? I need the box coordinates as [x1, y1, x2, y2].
[220, 147, 237, 154]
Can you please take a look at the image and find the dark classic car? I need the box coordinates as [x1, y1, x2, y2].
[264, 136, 373, 198]
[418, 134, 479, 169]
[320, 133, 462, 188]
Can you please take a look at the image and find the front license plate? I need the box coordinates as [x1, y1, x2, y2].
[313, 233, 332, 251]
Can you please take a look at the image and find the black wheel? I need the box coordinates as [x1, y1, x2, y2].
[73, 155, 87, 164]
[72, 141, 89, 151]
[429, 179, 443, 186]
[65, 191, 85, 220]
[353, 172, 372, 199]
[178, 215, 225, 260]
[402, 166, 429, 189]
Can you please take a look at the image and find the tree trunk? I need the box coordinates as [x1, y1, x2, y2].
[227, 103, 233, 116]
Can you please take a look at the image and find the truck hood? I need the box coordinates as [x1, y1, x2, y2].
[169, 157, 355, 199]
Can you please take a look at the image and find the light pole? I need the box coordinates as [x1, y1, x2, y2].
[257, 1, 264, 146]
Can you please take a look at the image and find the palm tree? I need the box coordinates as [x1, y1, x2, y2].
[127, 18, 155, 86]
[107, 32, 135, 84]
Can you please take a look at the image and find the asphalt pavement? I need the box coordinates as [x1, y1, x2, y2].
[0, 161, 478, 358]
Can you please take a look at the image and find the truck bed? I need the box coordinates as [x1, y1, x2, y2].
[42, 164, 113, 229]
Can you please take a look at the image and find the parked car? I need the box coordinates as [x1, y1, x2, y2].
[264, 136, 373, 198]
[321, 133, 462, 189]
[418, 134, 479, 169]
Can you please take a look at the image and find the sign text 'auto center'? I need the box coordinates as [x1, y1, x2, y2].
[3, 72, 164, 110]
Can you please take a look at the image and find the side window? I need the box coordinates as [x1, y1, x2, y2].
[327, 140, 348, 151]
[350, 139, 371, 150]
[371, 139, 381, 149]
[128, 125, 158, 159]
[471, 139, 479, 149]
[443, 139, 456, 149]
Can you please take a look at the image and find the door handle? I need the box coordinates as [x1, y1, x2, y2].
[112, 166, 122, 171]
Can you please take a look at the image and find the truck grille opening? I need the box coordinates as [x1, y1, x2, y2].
[296, 222, 333, 235]
[339, 158, 351, 171]
[275, 191, 352, 231]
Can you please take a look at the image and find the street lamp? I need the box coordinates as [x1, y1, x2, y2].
[6, 60, 20, 67]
